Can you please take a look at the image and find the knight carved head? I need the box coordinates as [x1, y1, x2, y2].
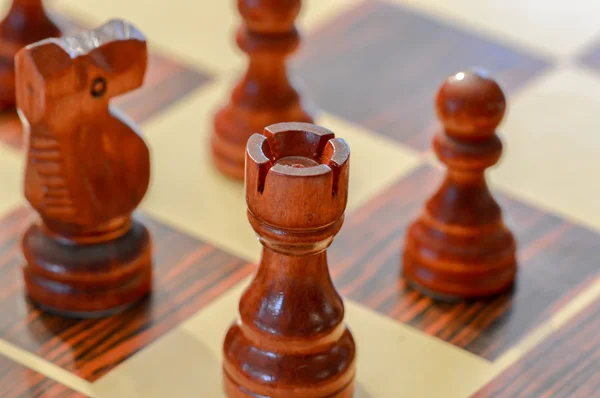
[15, 19, 147, 128]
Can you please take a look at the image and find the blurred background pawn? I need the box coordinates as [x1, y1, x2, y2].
[0, 0, 61, 109]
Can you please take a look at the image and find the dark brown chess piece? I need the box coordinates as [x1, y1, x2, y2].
[402, 69, 517, 301]
[212, 0, 314, 180]
[0, 0, 61, 109]
[15, 19, 152, 318]
[223, 123, 356, 397]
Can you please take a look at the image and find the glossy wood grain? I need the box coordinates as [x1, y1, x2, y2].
[16, 19, 152, 318]
[403, 70, 517, 300]
[223, 123, 356, 397]
[0, 354, 86, 397]
[474, 292, 600, 397]
[212, 0, 314, 180]
[327, 164, 600, 359]
[0, 206, 253, 382]
[0, 0, 61, 109]
[293, 0, 549, 151]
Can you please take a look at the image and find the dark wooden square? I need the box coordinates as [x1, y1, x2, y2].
[474, 295, 600, 397]
[294, 0, 550, 151]
[0, 207, 253, 382]
[329, 164, 600, 360]
[0, 354, 86, 397]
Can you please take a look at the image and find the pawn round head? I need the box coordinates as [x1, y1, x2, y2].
[435, 69, 506, 140]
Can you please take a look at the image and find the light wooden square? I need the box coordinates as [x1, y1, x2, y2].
[140, 77, 421, 263]
[91, 279, 494, 398]
[54, 0, 364, 74]
[489, 66, 600, 233]
[385, 0, 600, 58]
[0, 143, 24, 218]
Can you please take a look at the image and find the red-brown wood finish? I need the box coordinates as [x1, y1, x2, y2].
[293, 0, 549, 151]
[402, 69, 517, 300]
[212, 0, 314, 180]
[223, 123, 356, 397]
[0, 0, 61, 109]
[15, 20, 153, 318]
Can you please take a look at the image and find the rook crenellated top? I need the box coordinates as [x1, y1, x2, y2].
[246, 122, 349, 231]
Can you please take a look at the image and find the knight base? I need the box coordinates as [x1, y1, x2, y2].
[22, 219, 153, 318]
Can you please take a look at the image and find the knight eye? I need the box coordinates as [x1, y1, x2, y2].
[90, 77, 107, 98]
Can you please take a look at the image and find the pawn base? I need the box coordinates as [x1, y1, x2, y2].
[402, 220, 517, 301]
[405, 278, 515, 303]
[403, 265, 516, 301]
[22, 219, 152, 318]
[405, 279, 467, 303]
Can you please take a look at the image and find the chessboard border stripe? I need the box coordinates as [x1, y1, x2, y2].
[0, 339, 93, 396]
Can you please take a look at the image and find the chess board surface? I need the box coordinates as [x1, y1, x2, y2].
[0, 0, 598, 397]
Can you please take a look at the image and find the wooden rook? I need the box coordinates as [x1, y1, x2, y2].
[403, 69, 517, 300]
[0, 0, 61, 108]
[223, 123, 356, 397]
[212, 0, 314, 180]
[15, 20, 152, 318]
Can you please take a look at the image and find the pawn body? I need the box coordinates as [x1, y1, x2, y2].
[403, 70, 517, 300]
[16, 20, 152, 318]
[0, 0, 61, 108]
[223, 123, 356, 397]
[212, 0, 314, 180]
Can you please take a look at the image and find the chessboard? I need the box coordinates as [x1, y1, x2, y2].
[0, 0, 598, 397]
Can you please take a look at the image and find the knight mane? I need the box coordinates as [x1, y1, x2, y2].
[25, 19, 145, 58]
